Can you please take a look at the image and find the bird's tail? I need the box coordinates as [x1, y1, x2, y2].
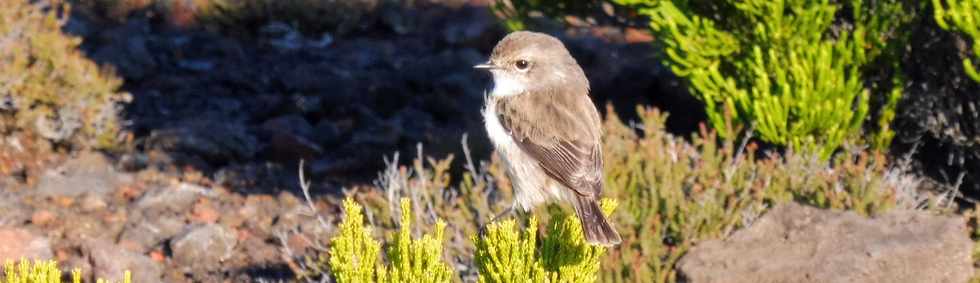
[572, 196, 622, 246]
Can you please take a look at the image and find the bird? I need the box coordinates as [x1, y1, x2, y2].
[474, 31, 621, 246]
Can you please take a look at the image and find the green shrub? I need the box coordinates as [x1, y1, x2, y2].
[0, 0, 128, 149]
[474, 217, 546, 283]
[321, 197, 382, 282]
[313, 197, 453, 283]
[615, 0, 915, 158]
[474, 200, 616, 283]
[2, 259, 130, 283]
[382, 198, 453, 283]
[933, 0, 980, 82]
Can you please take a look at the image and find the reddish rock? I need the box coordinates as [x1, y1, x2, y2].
[0, 228, 53, 262]
[149, 249, 165, 262]
[286, 232, 313, 253]
[625, 28, 654, 43]
[191, 199, 220, 224]
[31, 210, 56, 226]
[114, 183, 144, 200]
[79, 193, 108, 212]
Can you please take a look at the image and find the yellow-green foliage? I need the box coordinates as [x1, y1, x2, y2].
[610, 0, 914, 158]
[474, 217, 547, 283]
[383, 199, 453, 283]
[0, 0, 127, 149]
[538, 200, 616, 283]
[2, 260, 130, 283]
[323, 197, 453, 283]
[934, 0, 980, 82]
[871, 77, 903, 150]
[326, 198, 382, 283]
[2, 260, 64, 283]
[474, 200, 616, 283]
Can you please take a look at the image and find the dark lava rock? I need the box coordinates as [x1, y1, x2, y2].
[90, 19, 157, 80]
[263, 133, 324, 162]
[893, 17, 980, 195]
[286, 94, 324, 115]
[146, 122, 258, 165]
[440, 5, 501, 46]
[312, 119, 343, 147]
[260, 114, 314, 139]
[213, 162, 295, 193]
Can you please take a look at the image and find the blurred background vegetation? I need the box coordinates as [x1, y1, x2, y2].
[1, 0, 980, 281]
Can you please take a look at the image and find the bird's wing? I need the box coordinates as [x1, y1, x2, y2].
[517, 138, 603, 197]
[496, 95, 603, 197]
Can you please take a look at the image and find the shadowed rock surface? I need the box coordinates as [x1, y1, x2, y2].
[65, 2, 691, 193]
[889, 12, 980, 196]
[678, 202, 973, 283]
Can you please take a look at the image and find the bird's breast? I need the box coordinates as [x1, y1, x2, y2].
[482, 98, 515, 152]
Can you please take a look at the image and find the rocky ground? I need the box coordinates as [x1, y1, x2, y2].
[0, 2, 697, 282]
[1, 151, 325, 282]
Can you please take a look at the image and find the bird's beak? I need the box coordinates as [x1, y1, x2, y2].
[473, 61, 497, 70]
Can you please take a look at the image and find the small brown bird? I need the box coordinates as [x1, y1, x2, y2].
[475, 31, 621, 246]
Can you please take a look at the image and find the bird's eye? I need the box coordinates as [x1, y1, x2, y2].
[515, 60, 530, 71]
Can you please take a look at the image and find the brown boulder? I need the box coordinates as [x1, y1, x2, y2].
[678, 202, 973, 283]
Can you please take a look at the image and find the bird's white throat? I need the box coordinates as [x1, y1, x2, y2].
[489, 72, 526, 97]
